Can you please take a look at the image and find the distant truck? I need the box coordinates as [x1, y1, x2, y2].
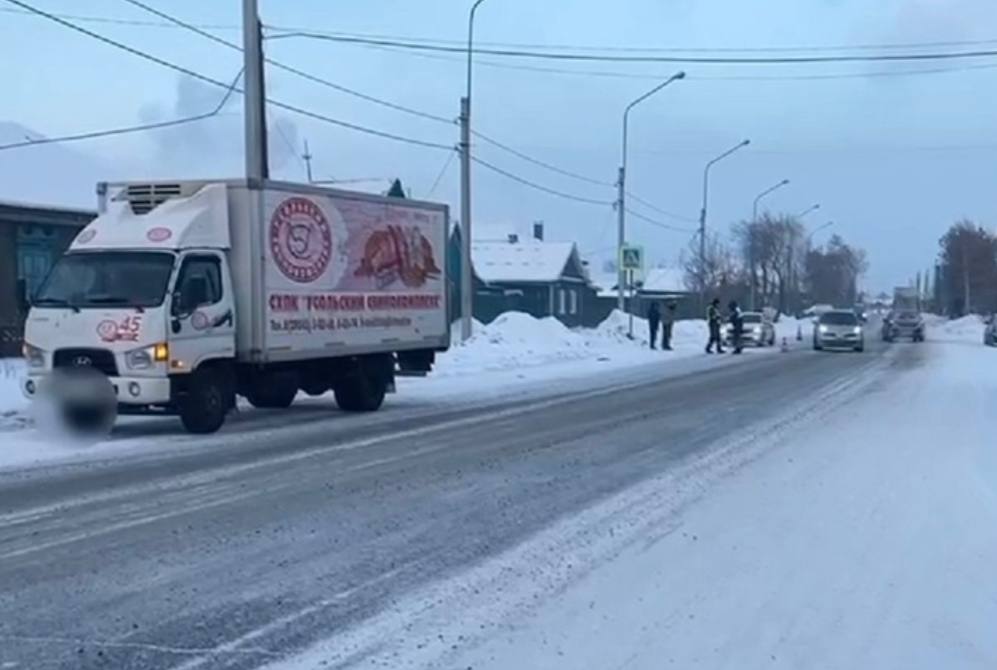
[21, 180, 450, 433]
[892, 286, 920, 312]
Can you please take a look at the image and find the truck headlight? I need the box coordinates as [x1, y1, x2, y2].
[22, 342, 45, 368]
[126, 343, 168, 369]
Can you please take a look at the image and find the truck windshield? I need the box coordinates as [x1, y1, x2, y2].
[34, 251, 175, 309]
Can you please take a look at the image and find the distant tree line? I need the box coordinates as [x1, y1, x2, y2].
[935, 219, 997, 316]
[682, 212, 867, 315]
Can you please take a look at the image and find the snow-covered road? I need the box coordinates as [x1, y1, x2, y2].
[413, 318, 997, 670]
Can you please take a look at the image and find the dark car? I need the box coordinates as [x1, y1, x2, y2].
[985, 315, 997, 347]
[882, 310, 924, 342]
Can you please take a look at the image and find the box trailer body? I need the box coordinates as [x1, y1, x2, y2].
[21, 179, 450, 433]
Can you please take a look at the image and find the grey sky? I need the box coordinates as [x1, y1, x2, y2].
[2, 0, 997, 291]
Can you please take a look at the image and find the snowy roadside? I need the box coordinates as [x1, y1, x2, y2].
[0, 311, 809, 472]
[272, 321, 997, 670]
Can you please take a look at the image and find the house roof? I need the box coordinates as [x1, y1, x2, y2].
[0, 199, 95, 226]
[590, 267, 688, 297]
[472, 239, 581, 283]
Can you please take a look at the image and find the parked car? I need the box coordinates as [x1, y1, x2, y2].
[725, 311, 776, 347]
[882, 310, 924, 342]
[985, 315, 997, 347]
[814, 310, 864, 352]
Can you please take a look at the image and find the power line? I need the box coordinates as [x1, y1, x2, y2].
[625, 191, 698, 223]
[472, 130, 612, 187]
[0, 69, 243, 151]
[268, 32, 997, 66]
[624, 207, 697, 233]
[349, 40, 997, 82]
[471, 156, 610, 206]
[4, 0, 452, 152]
[9, 6, 997, 55]
[120, 0, 453, 126]
[426, 150, 457, 198]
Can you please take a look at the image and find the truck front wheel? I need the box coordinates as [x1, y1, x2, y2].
[179, 369, 229, 434]
[334, 373, 386, 412]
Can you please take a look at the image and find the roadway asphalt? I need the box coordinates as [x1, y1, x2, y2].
[0, 331, 915, 669]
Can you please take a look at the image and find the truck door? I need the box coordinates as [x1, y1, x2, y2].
[168, 252, 235, 372]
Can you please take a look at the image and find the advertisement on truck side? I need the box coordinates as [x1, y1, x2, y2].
[263, 190, 447, 352]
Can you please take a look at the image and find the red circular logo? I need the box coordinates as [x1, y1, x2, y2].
[190, 311, 209, 330]
[96, 320, 117, 342]
[147, 227, 172, 242]
[269, 197, 332, 284]
[76, 229, 96, 245]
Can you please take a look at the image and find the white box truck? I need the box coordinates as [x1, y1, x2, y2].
[21, 179, 450, 433]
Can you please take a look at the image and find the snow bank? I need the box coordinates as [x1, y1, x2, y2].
[436, 310, 708, 378]
[931, 315, 986, 342]
[0, 358, 28, 430]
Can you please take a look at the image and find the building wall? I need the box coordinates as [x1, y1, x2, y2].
[0, 205, 92, 356]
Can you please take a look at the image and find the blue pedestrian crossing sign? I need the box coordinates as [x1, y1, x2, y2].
[620, 245, 644, 272]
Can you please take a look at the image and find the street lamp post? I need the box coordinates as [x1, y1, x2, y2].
[458, 0, 489, 342]
[616, 71, 685, 318]
[698, 139, 750, 305]
[807, 220, 835, 245]
[749, 178, 790, 309]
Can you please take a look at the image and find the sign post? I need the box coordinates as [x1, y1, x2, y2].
[619, 245, 644, 338]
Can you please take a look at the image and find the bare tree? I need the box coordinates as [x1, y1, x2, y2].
[938, 220, 997, 315]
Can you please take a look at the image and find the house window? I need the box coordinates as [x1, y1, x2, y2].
[558, 288, 566, 315]
[569, 289, 578, 315]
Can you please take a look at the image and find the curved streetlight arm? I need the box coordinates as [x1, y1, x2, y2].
[466, 0, 489, 99]
[752, 178, 790, 222]
[701, 139, 750, 223]
[807, 220, 835, 244]
[796, 203, 821, 219]
[621, 71, 685, 169]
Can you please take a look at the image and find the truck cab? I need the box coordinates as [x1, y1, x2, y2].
[22, 184, 238, 431]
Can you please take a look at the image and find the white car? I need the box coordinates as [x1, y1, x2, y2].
[725, 312, 776, 347]
[813, 309, 864, 352]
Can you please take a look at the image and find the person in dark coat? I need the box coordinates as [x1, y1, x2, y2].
[728, 300, 744, 354]
[705, 298, 724, 353]
[661, 301, 677, 350]
[647, 302, 661, 349]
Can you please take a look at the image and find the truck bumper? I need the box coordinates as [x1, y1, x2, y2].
[23, 373, 172, 406]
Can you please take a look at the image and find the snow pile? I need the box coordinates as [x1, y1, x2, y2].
[0, 358, 28, 431]
[437, 310, 695, 377]
[931, 315, 985, 342]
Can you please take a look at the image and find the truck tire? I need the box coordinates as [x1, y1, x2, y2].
[246, 372, 298, 409]
[334, 373, 386, 412]
[179, 369, 228, 434]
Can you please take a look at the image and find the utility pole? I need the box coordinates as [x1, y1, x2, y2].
[302, 139, 313, 184]
[459, 0, 489, 342]
[242, 0, 268, 182]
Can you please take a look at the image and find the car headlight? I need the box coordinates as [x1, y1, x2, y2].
[126, 343, 168, 369]
[22, 342, 46, 368]
[853, 326, 862, 334]
[752, 326, 762, 333]
[818, 325, 829, 333]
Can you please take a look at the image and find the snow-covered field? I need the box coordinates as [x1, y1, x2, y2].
[0, 311, 806, 471]
[270, 314, 997, 670]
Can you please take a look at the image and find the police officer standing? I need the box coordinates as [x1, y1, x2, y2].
[705, 298, 724, 353]
[728, 299, 744, 354]
[647, 301, 661, 350]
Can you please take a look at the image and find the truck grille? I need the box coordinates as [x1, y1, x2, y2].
[53, 348, 118, 377]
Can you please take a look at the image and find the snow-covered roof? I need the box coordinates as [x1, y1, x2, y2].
[640, 267, 687, 294]
[590, 267, 688, 297]
[472, 239, 581, 283]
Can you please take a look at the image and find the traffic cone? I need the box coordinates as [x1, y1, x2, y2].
[781, 337, 789, 352]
